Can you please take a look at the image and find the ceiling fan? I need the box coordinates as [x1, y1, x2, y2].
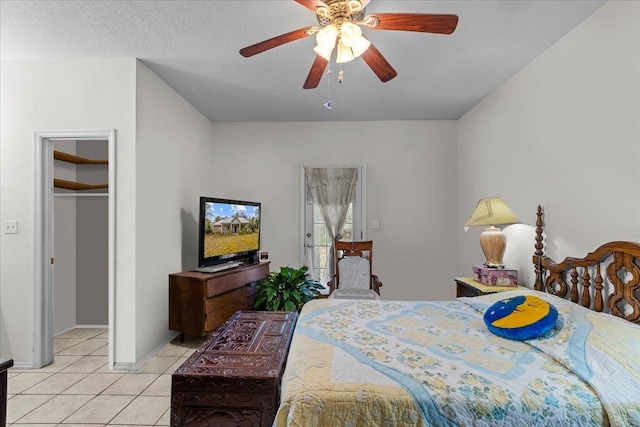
[239, 0, 458, 89]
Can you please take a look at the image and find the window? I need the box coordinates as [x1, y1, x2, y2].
[310, 203, 354, 281]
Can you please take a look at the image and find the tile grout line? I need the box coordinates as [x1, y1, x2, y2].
[12, 332, 96, 424]
[8, 328, 202, 425]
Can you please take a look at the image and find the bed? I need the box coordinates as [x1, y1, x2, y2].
[274, 206, 640, 427]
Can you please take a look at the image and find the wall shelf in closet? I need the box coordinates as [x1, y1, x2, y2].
[54, 150, 108, 165]
[53, 150, 108, 192]
[54, 178, 108, 191]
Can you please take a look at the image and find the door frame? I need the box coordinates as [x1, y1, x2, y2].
[33, 130, 115, 369]
[299, 164, 367, 268]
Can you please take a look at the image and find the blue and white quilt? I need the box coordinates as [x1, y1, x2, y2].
[275, 289, 640, 427]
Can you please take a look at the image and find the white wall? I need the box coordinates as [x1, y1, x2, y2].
[203, 121, 458, 301]
[457, 1, 640, 287]
[134, 61, 215, 360]
[0, 59, 137, 366]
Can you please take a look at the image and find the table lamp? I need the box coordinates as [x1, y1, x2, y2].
[465, 197, 519, 268]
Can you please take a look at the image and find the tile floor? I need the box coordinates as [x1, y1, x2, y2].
[6, 328, 205, 426]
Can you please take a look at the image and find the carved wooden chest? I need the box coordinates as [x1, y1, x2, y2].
[170, 310, 298, 427]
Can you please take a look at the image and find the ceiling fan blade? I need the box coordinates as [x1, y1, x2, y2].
[360, 42, 397, 83]
[365, 13, 458, 34]
[294, 0, 327, 12]
[303, 55, 329, 89]
[240, 27, 317, 58]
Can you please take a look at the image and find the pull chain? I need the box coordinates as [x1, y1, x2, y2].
[324, 66, 333, 109]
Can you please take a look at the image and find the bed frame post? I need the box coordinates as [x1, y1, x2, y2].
[533, 205, 545, 291]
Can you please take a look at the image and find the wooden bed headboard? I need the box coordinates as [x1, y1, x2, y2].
[532, 205, 640, 323]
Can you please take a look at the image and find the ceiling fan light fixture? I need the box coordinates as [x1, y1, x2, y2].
[337, 22, 369, 61]
[336, 41, 355, 63]
[314, 24, 338, 60]
[313, 44, 334, 61]
[339, 22, 362, 47]
[350, 35, 371, 57]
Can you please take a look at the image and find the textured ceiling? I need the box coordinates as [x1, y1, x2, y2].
[1, 1, 606, 122]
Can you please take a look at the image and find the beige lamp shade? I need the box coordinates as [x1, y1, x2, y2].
[465, 197, 520, 227]
[465, 197, 519, 268]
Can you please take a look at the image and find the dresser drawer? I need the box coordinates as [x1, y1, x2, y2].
[205, 264, 268, 297]
[242, 282, 259, 298]
[204, 301, 244, 332]
[204, 288, 243, 313]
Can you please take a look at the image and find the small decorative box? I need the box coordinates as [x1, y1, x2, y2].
[473, 265, 518, 287]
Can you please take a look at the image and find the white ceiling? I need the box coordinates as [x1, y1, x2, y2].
[1, 0, 606, 122]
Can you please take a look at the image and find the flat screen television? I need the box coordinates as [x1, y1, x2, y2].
[197, 197, 261, 271]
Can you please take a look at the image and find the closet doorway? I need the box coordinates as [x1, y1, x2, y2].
[34, 130, 115, 369]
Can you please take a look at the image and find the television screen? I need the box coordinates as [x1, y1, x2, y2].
[198, 197, 261, 268]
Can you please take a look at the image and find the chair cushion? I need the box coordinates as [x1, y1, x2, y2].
[483, 294, 558, 341]
[337, 256, 370, 290]
[329, 289, 380, 300]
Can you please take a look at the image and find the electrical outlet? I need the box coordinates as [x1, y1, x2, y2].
[370, 220, 380, 230]
[4, 220, 18, 234]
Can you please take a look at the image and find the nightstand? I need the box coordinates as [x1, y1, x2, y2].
[455, 277, 525, 297]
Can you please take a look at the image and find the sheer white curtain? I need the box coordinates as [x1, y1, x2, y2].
[305, 167, 358, 284]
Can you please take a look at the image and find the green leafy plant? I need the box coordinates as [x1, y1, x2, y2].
[254, 265, 324, 311]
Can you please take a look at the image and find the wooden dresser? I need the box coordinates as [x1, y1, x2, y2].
[170, 310, 298, 427]
[169, 262, 269, 340]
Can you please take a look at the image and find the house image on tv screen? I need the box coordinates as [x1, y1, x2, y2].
[211, 216, 251, 234]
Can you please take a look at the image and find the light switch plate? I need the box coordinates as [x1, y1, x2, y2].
[370, 220, 380, 230]
[4, 220, 18, 234]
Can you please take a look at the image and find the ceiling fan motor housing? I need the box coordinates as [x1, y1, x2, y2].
[315, 0, 366, 28]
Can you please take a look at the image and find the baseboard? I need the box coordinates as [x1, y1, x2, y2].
[11, 361, 35, 370]
[112, 362, 136, 372]
[54, 324, 108, 337]
[124, 331, 181, 372]
[30, 328, 179, 372]
[54, 325, 76, 337]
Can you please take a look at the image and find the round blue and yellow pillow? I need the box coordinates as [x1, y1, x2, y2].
[483, 295, 558, 340]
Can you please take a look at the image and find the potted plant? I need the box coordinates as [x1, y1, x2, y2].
[254, 265, 324, 311]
